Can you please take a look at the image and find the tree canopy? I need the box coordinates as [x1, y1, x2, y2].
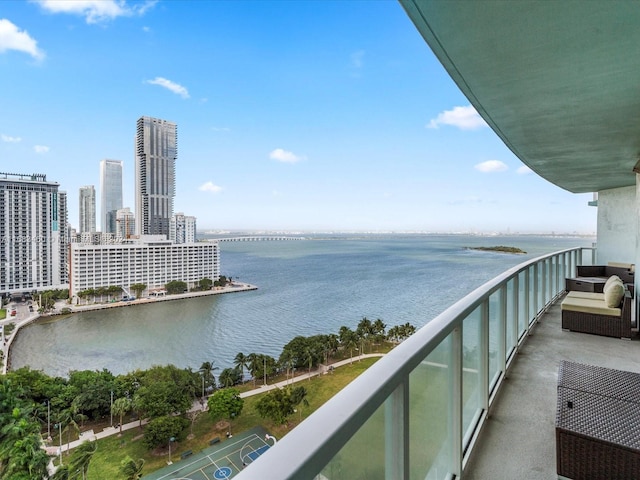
[207, 388, 243, 423]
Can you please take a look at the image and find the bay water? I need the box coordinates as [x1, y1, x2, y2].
[9, 234, 594, 377]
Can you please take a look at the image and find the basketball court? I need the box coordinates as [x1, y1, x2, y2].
[142, 427, 275, 480]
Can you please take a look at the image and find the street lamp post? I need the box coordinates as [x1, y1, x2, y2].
[168, 436, 175, 465]
[54, 422, 62, 465]
[110, 390, 114, 427]
[46, 400, 51, 441]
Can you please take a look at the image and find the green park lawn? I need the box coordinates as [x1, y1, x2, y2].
[84, 357, 380, 479]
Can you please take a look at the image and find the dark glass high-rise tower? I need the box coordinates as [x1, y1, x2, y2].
[135, 116, 177, 238]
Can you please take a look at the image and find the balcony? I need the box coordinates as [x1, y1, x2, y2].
[232, 247, 636, 479]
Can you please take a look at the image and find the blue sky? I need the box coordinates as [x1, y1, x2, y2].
[0, 0, 596, 234]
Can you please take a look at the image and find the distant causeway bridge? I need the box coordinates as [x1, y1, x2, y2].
[205, 236, 307, 242]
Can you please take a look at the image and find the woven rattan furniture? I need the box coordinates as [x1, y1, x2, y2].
[556, 361, 640, 479]
[561, 290, 632, 339]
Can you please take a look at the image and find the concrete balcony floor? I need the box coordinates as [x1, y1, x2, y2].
[464, 298, 639, 479]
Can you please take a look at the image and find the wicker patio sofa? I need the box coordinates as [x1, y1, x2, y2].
[561, 276, 632, 339]
[574, 263, 635, 289]
[556, 360, 640, 479]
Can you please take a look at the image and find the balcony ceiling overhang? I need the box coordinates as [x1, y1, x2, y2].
[401, 1, 640, 193]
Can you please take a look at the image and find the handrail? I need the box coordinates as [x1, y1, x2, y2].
[235, 247, 586, 479]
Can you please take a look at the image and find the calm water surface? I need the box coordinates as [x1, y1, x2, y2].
[10, 234, 593, 377]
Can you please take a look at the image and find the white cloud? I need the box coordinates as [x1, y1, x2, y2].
[427, 105, 488, 130]
[517, 165, 533, 174]
[146, 77, 190, 99]
[34, 0, 157, 24]
[0, 19, 45, 60]
[199, 181, 222, 193]
[475, 160, 508, 173]
[1, 134, 22, 143]
[211, 127, 231, 132]
[34, 145, 49, 154]
[269, 148, 303, 164]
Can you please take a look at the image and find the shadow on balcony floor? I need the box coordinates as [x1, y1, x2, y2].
[464, 300, 639, 479]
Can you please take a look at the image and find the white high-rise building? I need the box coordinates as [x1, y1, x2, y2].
[135, 116, 177, 238]
[78, 185, 96, 233]
[116, 207, 135, 240]
[0, 172, 68, 294]
[170, 212, 196, 244]
[100, 159, 123, 234]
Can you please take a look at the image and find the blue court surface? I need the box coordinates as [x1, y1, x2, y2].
[142, 426, 274, 480]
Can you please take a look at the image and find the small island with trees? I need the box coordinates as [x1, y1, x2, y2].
[466, 246, 527, 254]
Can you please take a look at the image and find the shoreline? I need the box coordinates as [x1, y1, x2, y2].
[2, 283, 257, 375]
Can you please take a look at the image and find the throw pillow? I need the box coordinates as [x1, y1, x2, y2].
[604, 275, 622, 293]
[604, 282, 625, 308]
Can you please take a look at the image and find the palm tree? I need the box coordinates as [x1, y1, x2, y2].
[2, 432, 49, 480]
[199, 361, 219, 396]
[356, 317, 374, 354]
[69, 440, 97, 480]
[372, 318, 387, 349]
[111, 397, 132, 435]
[120, 456, 145, 480]
[55, 408, 80, 455]
[130, 283, 147, 299]
[303, 346, 314, 381]
[51, 464, 70, 480]
[233, 352, 248, 381]
[247, 353, 260, 387]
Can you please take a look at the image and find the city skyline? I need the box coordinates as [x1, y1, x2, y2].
[0, 1, 597, 234]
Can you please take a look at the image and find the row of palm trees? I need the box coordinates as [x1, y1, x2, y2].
[76, 284, 147, 304]
[216, 318, 416, 388]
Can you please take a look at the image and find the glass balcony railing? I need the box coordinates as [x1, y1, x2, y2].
[234, 247, 593, 479]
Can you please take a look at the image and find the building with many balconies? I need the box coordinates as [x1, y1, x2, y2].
[170, 212, 196, 244]
[78, 185, 96, 234]
[135, 116, 177, 238]
[68, 235, 219, 302]
[0, 172, 68, 295]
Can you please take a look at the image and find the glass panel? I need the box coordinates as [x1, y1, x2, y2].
[518, 270, 527, 337]
[529, 266, 537, 322]
[505, 279, 516, 359]
[462, 307, 481, 448]
[488, 290, 502, 391]
[537, 261, 545, 311]
[409, 337, 452, 480]
[321, 398, 386, 479]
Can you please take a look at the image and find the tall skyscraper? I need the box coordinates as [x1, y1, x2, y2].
[100, 159, 123, 234]
[135, 116, 177, 238]
[170, 212, 197, 244]
[78, 185, 96, 233]
[0, 172, 68, 294]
